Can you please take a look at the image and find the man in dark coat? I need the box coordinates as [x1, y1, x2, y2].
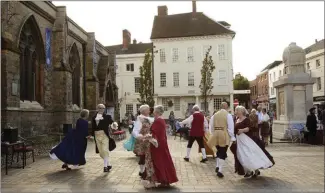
[92, 104, 113, 172]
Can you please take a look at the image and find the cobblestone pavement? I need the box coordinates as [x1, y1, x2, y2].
[2, 132, 324, 192]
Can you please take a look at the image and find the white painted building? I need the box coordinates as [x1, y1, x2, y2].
[106, 30, 152, 121]
[305, 39, 324, 105]
[267, 61, 284, 108]
[150, 3, 236, 118]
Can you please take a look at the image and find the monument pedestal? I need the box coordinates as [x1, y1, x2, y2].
[272, 42, 314, 140]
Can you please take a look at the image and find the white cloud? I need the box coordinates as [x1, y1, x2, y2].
[53, 1, 324, 80]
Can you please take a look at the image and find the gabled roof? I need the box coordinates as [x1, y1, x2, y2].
[105, 43, 153, 55]
[150, 12, 235, 39]
[304, 39, 324, 54]
[261, 60, 282, 72]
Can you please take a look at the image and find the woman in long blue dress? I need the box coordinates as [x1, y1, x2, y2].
[50, 109, 90, 170]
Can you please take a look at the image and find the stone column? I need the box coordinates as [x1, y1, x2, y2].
[284, 85, 293, 121]
[305, 85, 313, 114]
[1, 37, 22, 128]
[275, 89, 280, 120]
[85, 32, 99, 114]
[51, 6, 73, 127]
[230, 93, 234, 113]
[195, 96, 199, 106]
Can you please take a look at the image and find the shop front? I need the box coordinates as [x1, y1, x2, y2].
[313, 96, 325, 105]
[269, 98, 276, 110]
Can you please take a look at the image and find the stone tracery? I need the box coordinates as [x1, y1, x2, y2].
[19, 16, 44, 104]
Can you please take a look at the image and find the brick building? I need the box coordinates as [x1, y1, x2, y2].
[256, 70, 269, 109]
[249, 79, 258, 109]
[1, 1, 118, 136]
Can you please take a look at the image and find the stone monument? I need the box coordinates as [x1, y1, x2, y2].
[272, 42, 315, 139]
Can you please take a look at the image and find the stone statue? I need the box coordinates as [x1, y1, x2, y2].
[282, 42, 306, 74]
[272, 42, 314, 140]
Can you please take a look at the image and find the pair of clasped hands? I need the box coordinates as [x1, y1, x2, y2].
[138, 134, 153, 142]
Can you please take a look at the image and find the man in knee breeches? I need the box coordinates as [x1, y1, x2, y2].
[92, 104, 114, 172]
[207, 102, 236, 178]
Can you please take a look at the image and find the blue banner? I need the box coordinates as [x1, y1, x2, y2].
[45, 28, 52, 69]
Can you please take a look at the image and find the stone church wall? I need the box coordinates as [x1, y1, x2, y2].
[1, 2, 117, 139]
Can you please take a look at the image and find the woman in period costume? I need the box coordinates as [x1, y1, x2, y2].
[50, 109, 90, 170]
[143, 105, 178, 189]
[138, 118, 158, 188]
[198, 112, 215, 158]
[230, 106, 275, 178]
[92, 104, 114, 172]
[133, 114, 155, 179]
[261, 108, 270, 146]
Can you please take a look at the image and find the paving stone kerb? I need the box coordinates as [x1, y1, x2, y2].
[1, 134, 324, 192]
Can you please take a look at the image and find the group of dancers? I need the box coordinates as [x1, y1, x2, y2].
[49, 102, 275, 189]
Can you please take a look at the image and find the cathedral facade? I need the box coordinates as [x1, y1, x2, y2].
[1, 1, 118, 136]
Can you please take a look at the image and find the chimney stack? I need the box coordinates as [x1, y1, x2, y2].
[158, 6, 168, 16]
[192, 0, 196, 13]
[315, 39, 318, 43]
[133, 39, 137, 44]
[122, 29, 131, 50]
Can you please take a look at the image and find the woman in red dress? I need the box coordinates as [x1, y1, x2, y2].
[144, 105, 178, 188]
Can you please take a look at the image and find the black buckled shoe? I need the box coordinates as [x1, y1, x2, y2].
[252, 170, 260, 178]
[215, 167, 219, 173]
[217, 172, 224, 178]
[244, 171, 254, 178]
[104, 166, 112, 172]
[183, 157, 189, 162]
[200, 158, 208, 163]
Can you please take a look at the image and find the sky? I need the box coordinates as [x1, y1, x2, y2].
[53, 1, 324, 81]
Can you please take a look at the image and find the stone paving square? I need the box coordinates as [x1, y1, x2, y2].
[1, 134, 324, 193]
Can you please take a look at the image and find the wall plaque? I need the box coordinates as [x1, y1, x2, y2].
[11, 82, 18, 96]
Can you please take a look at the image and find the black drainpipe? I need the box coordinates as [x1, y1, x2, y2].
[151, 43, 155, 95]
[82, 43, 87, 108]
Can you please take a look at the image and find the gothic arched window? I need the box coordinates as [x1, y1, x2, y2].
[69, 44, 81, 107]
[19, 17, 43, 103]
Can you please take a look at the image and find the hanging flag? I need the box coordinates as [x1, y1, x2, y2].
[45, 28, 52, 69]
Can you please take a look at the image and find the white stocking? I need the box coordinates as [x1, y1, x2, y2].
[201, 148, 207, 159]
[218, 159, 225, 173]
[186, 148, 191, 158]
[139, 165, 145, 173]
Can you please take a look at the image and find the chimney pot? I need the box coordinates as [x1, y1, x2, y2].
[122, 29, 131, 50]
[158, 6, 168, 16]
[192, 1, 197, 13]
[133, 39, 137, 44]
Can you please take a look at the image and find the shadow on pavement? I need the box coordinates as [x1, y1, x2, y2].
[44, 168, 84, 182]
[236, 176, 294, 189]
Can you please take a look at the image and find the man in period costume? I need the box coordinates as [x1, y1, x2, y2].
[132, 104, 154, 178]
[207, 102, 235, 178]
[181, 105, 208, 163]
[92, 104, 114, 172]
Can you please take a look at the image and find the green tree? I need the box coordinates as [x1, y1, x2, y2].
[199, 46, 215, 112]
[137, 49, 155, 108]
[233, 73, 250, 108]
